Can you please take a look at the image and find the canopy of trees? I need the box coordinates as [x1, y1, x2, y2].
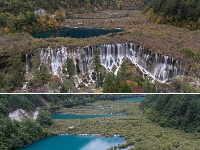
[0, 0, 63, 33]
[145, 0, 200, 29]
[0, 117, 49, 150]
[141, 95, 200, 132]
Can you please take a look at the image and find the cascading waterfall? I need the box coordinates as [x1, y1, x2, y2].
[77, 45, 93, 74]
[72, 49, 78, 76]
[25, 43, 185, 91]
[25, 53, 29, 73]
[75, 45, 94, 87]
[99, 43, 184, 83]
[39, 46, 68, 77]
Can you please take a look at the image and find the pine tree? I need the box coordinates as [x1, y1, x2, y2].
[92, 47, 103, 89]
[7, 45, 25, 90]
[36, 63, 51, 86]
[65, 58, 74, 78]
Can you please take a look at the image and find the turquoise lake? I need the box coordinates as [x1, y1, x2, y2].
[116, 96, 145, 102]
[32, 28, 123, 38]
[20, 135, 125, 150]
[52, 113, 125, 119]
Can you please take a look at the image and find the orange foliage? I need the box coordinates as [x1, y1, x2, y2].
[4, 27, 9, 32]
[126, 80, 138, 92]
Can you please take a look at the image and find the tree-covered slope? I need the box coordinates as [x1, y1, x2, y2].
[0, 0, 64, 33]
[141, 95, 200, 132]
[0, 94, 44, 115]
[145, 0, 200, 29]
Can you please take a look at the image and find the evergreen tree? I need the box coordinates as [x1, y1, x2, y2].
[36, 109, 53, 127]
[92, 47, 104, 89]
[36, 63, 51, 85]
[7, 45, 25, 90]
[141, 95, 200, 132]
[65, 58, 74, 78]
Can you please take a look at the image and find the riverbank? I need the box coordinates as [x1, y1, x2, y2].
[50, 100, 200, 150]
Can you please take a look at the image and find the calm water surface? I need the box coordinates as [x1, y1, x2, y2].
[116, 96, 145, 102]
[52, 113, 125, 119]
[20, 135, 125, 150]
[32, 28, 123, 38]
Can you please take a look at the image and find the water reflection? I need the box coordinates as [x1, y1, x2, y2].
[81, 138, 123, 150]
[20, 135, 125, 150]
[32, 28, 123, 38]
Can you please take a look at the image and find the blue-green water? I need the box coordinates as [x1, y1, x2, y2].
[52, 113, 125, 119]
[32, 28, 123, 38]
[20, 135, 125, 150]
[116, 96, 145, 102]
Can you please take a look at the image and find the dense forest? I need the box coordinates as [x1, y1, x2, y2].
[0, 94, 47, 150]
[141, 95, 200, 133]
[145, 0, 200, 29]
[0, 0, 64, 33]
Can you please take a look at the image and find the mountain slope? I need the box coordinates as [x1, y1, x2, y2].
[141, 95, 200, 132]
[145, 0, 200, 29]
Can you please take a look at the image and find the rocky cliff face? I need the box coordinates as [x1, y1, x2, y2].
[8, 108, 40, 121]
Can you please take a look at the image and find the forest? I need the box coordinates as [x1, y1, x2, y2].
[145, 0, 200, 29]
[141, 94, 200, 133]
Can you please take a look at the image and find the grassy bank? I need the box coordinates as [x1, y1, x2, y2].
[50, 101, 200, 150]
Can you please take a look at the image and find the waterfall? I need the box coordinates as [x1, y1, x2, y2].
[72, 49, 78, 76]
[77, 45, 93, 74]
[39, 46, 68, 76]
[38, 43, 185, 86]
[99, 43, 185, 83]
[25, 53, 29, 73]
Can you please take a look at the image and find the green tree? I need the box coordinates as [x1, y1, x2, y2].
[141, 94, 200, 132]
[35, 63, 51, 85]
[36, 109, 53, 127]
[92, 47, 103, 88]
[7, 45, 25, 90]
[55, 10, 66, 22]
[65, 58, 75, 78]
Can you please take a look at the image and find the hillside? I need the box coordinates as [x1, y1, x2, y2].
[145, 0, 200, 29]
[141, 94, 200, 132]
